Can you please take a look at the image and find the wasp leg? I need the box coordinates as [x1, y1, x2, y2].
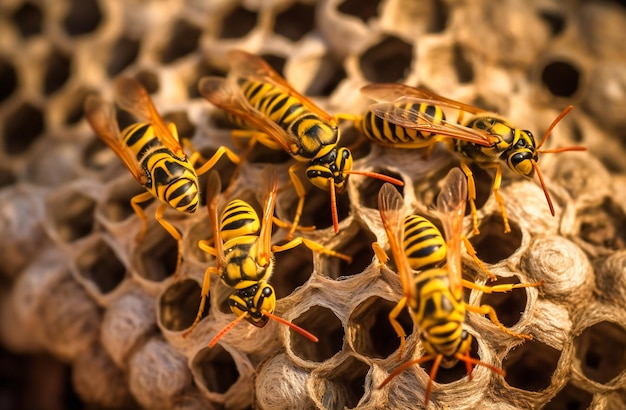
[272, 237, 352, 263]
[271, 217, 316, 232]
[459, 162, 480, 235]
[463, 279, 544, 340]
[479, 162, 510, 233]
[372, 242, 390, 266]
[461, 236, 496, 281]
[287, 162, 308, 241]
[388, 296, 408, 360]
[183, 265, 217, 337]
[130, 191, 157, 243]
[155, 202, 182, 277]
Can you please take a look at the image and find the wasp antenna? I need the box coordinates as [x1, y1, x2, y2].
[533, 160, 555, 216]
[539, 145, 587, 154]
[537, 105, 574, 150]
[208, 314, 248, 348]
[347, 170, 404, 186]
[264, 311, 319, 343]
[329, 179, 339, 234]
[378, 354, 438, 390]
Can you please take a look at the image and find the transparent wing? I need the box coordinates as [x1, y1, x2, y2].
[378, 183, 416, 302]
[113, 76, 184, 157]
[258, 166, 278, 264]
[433, 168, 468, 296]
[370, 98, 493, 147]
[198, 76, 294, 154]
[228, 49, 337, 125]
[206, 171, 226, 269]
[361, 83, 489, 114]
[84, 95, 147, 184]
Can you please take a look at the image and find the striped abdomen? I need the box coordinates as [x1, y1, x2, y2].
[412, 268, 466, 358]
[356, 102, 445, 145]
[122, 123, 199, 214]
[403, 215, 447, 271]
[237, 79, 338, 159]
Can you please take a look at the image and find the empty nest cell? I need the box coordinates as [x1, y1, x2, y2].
[289, 305, 344, 363]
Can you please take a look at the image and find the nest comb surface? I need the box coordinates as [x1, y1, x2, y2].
[1, 0, 626, 409]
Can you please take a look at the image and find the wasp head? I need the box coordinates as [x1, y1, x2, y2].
[505, 129, 538, 177]
[305, 147, 353, 193]
[228, 282, 275, 328]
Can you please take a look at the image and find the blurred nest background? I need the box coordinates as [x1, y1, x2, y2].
[1, 0, 626, 409]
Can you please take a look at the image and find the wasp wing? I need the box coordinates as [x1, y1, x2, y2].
[258, 166, 278, 266]
[433, 168, 468, 296]
[198, 76, 294, 154]
[206, 171, 226, 269]
[378, 183, 416, 302]
[361, 83, 489, 114]
[227, 49, 337, 125]
[84, 95, 147, 185]
[370, 97, 494, 147]
[113, 76, 184, 157]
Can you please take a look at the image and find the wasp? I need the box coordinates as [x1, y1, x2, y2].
[182, 168, 352, 346]
[338, 83, 585, 234]
[374, 168, 544, 405]
[196, 50, 403, 239]
[84, 77, 214, 276]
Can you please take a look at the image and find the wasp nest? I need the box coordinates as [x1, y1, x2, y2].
[2, 0, 626, 409]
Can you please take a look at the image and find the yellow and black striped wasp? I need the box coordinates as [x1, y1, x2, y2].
[374, 168, 543, 405]
[182, 168, 352, 346]
[338, 83, 585, 234]
[84, 77, 212, 275]
[196, 50, 403, 239]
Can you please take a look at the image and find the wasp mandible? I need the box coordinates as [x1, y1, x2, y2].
[374, 168, 544, 405]
[197, 50, 403, 239]
[182, 168, 352, 346]
[338, 83, 585, 234]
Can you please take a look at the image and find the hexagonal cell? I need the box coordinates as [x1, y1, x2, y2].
[64, 87, 92, 125]
[470, 215, 523, 264]
[337, 0, 382, 23]
[100, 178, 147, 223]
[82, 136, 113, 172]
[304, 57, 347, 97]
[162, 110, 196, 142]
[549, 382, 593, 410]
[503, 340, 560, 391]
[283, 181, 351, 232]
[452, 44, 474, 84]
[540, 59, 581, 98]
[261, 54, 287, 77]
[349, 296, 412, 359]
[132, 223, 180, 282]
[191, 345, 239, 394]
[290, 305, 344, 362]
[3, 102, 44, 155]
[478, 276, 532, 328]
[326, 225, 376, 279]
[12, 2, 43, 38]
[218, 5, 258, 39]
[47, 190, 96, 243]
[358, 168, 404, 210]
[577, 198, 626, 250]
[187, 59, 226, 99]
[62, 0, 102, 36]
[272, 240, 314, 299]
[107, 35, 141, 77]
[0, 58, 18, 103]
[274, 3, 315, 41]
[359, 36, 413, 83]
[159, 279, 209, 332]
[44, 48, 71, 96]
[311, 355, 370, 409]
[160, 20, 202, 64]
[75, 236, 127, 295]
[575, 321, 626, 384]
[134, 70, 160, 94]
